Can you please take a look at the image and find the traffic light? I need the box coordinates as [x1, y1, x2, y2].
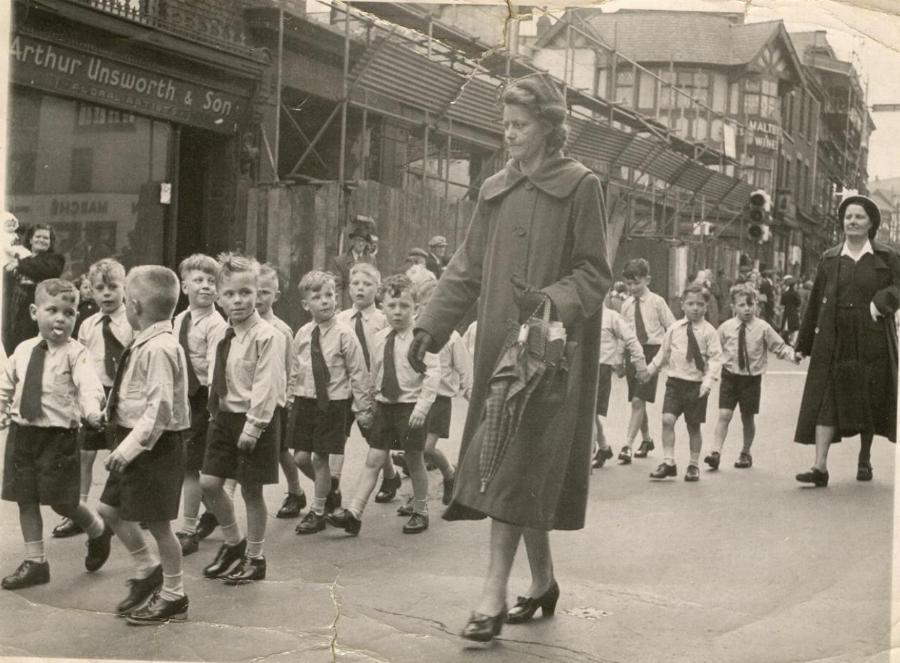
[745, 189, 772, 243]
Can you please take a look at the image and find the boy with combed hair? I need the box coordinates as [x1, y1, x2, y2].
[199, 253, 286, 584]
[705, 283, 797, 470]
[53, 259, 133, 539]
[287, 270, 374, 534]
[97, 266, 191, 624]
[0, 279, 112, 590]
[173, 254, 227, 555]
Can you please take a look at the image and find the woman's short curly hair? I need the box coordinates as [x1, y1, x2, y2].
[501, 74, 569, 154]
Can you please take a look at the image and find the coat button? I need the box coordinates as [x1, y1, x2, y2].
[524, 182, 534, 191]
[514, 226, 527, 237]
[814, 326, 820, 334]
[822, 297, 827, 303]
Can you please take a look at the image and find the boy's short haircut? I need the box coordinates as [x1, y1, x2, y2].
[612, 280, 628, 295]
[623, 258, 651, 280]
[730, 283, 758, 304]
[258, 263, 284, 290]
[127, 266, 180, 320]
[216, 252, 260, 286]
[414, 277, 438, 303]
[380, 274, 416, 302]
[88, 258, 126, 286]
[682, 283, 709, 302]
[298, 270, 336, 297]
[35, 278, 79, 306]
[349, 262, 381, 283]
[179, 253, 220, 280]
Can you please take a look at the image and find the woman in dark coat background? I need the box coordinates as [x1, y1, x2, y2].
[779, 275, 801, 345]
[793, 195, 900, 487]
[410, 74, 611, 642]
[3, 224, 65, 351]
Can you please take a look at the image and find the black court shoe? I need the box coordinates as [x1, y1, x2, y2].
[507, 580, 559, 624]
[795, 468, 829, 487]
[461, 608, 508, 643]
[857, 462, 873, 482]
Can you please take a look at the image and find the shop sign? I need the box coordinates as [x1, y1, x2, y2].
[738, 119, 780, 153]
[11, 32, 246, 133]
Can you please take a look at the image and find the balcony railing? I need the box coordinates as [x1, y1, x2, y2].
[65, 0, 259, 59]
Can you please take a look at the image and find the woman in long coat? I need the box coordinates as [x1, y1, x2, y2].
[793, 195, 900, 486]
[410, 74, 611, 642]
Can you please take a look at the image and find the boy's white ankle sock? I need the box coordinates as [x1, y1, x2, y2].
[181, 516, 199, 536]
[130, 545, 160, 578]
[412, 499, 428, 516]
[348, 497, 366, 519]
[246, 539, 264, 559]
[219, 521, 243, 546]
[664, 455, 676, 465]
[160, 572, 185, 600]
[312, 497, 326, 516]
[84, 511, 105, 539]
[79, 493, 89, 504]
[24, 540, 45, 563]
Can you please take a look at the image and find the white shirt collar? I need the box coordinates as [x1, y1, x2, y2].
[841, 239, 874, 262]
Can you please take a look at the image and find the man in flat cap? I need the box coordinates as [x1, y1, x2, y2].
[426, 235, 449, 279]
[329, 226, 376, 309]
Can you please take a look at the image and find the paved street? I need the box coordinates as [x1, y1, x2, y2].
[0, 356, 893, 662]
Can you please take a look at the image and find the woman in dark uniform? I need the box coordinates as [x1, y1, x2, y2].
[410, 74, 611, 642]
[793, 196, 900, 486]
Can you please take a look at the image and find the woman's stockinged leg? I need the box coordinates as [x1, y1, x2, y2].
[522, 528, 554, 597]
[813, 425, 835, 471]
[475, 519, 523, 616]
[859, 433, 874, 464]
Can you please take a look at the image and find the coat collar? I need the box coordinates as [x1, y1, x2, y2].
[480, 155, 591, 201]
[822, 240, 892, 268]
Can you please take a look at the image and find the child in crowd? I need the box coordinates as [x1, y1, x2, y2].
[644, 284, 722, 482]
[327, 274, 440, 536]
[705, 284, 796, 470]
[73, 275, 98, 337]
[462, 320, 477, 359]
[334, 263, 402, 504]
[53, 259, 133, 539]
[619, 259, 675, 464]
[287, 271, 374, 535]
[199, 254, 286, 584]
[256, 263, 310, 520]
[606, 280, 628, 314]
[97, 266, 191, 624]
[398, 278, 471, 511]
[0, 279, 112, 590]
[593, 291, 648, 468]
[172, 255, 227, 556]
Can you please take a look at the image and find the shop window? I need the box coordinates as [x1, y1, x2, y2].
[70, 148, 94, 193]
[659, 70, 675, 111]
[7, 87, 172, 277]
[743, 76, 778, 120]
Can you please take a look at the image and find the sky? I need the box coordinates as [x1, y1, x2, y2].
[590, 0, 900, 181]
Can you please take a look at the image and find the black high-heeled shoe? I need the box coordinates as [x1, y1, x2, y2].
[506, 580, 560, 624]
[461, 608, 507, 643]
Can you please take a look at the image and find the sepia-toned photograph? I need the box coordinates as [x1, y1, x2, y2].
[0, 0, 898, 660]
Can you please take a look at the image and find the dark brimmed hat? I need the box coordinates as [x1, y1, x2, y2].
[407, 247, 428, 259]
[349, 227, 371, 240]
[428, 235, 447, 247]
[838, 195, 881, 239]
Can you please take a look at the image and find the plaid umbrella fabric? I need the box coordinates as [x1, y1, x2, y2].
[478, 324, 550, 493]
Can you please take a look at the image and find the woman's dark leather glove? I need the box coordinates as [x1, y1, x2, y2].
[511, 274, 548, 323]
[408, 329, 434, 374]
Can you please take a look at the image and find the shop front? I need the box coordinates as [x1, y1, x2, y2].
[7, 24, 261, 277]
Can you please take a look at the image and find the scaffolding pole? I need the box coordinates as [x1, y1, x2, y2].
[337, 0, 351, 256]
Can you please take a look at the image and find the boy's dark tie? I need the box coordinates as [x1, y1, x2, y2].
[102, 315, 125, 381]
[738, 322, 750, 372]
[20, 340, 48, 421]
[634, 299, 648, 344]
[353, 311, 371, 370]
[311, 326, 331, 411]
[685, 322, 706, 372]
[381, 330, 401, 402]
[208, 327, 236, 416]
[105, 345, 133, 424]
[179, 311, 200, 396]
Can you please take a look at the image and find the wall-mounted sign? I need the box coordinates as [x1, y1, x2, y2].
[739, 118, 780, 153]
[11, 32, 247, 133]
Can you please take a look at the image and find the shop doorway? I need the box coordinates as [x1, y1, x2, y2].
[175, 127, 237, 264]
